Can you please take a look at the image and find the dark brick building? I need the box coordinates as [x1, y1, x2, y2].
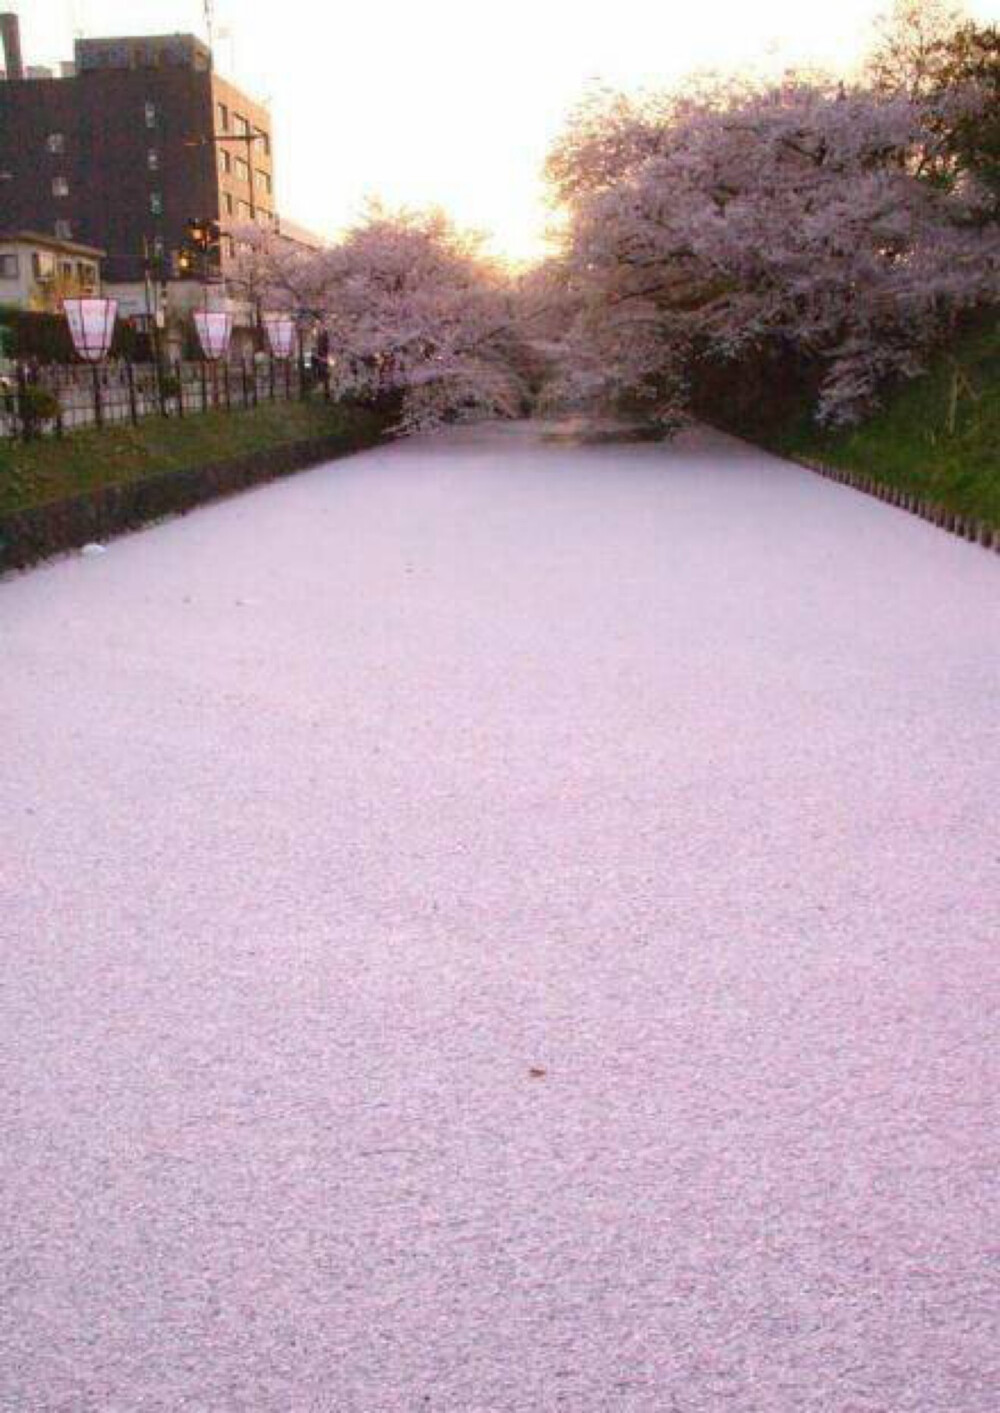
[0, 24, 274, 282]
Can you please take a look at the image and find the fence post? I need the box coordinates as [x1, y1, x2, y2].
[199, 360, 208, 414]
[154, 355, 168, 418]
[285, 358, 292, 402]
[16, 359, 29, 443]
[126, 359, 139, 426]
[241, 358, 250, 409]
[269, 356, 276, 402]
[297, 331, 307, 401]
[223, 362, 232, 411]
[175, 359, 185, 418]
[91, 364, 103, 429]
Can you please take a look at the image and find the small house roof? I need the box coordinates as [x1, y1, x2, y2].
[0, 230, 106, 260]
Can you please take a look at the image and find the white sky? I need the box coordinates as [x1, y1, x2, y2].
[13, 0, 1000, 258]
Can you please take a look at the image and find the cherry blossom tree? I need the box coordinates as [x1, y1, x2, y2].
[228, 223, 332, 319]
[542, 73, 999, 427]
[241, 209, 527, 433]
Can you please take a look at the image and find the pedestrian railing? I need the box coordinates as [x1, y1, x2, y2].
[0, 356, 331, 442]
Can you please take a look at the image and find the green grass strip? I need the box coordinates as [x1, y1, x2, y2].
[770, 324, 999, 526]
[0, 400, 382, 515]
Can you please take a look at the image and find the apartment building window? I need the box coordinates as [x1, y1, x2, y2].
[223, 192, 234, 216]
[224, 234, 235, 258]
[150, 191, 163, 215]
[54, 219, 73, 240]
[147, 149, 159, 170]
[217, 101, 229, 130]
[46, 132, 66, 154]
[255, 130, 270, 156]
[0, 254, 18, 280]
[52, 176, 69, 197]
[32, 251, 56, 280]
[233, 114, 249, 137]
[256, 169, 271, 195]
[235, 157, 250, 183]
[219, 148, 232, 175]
[144, 100, 157, 128]
[237, 200, 251, 220]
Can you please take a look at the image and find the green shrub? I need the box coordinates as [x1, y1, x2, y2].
[18, 385, 60, 439]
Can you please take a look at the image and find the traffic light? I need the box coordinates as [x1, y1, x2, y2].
[187, 218, 222, 256]
[177, 218, 223, 280]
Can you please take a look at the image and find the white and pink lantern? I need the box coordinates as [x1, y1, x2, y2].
[63, 297, 118, 362]
[262, 312, 296, 360]
[193, 309, 233, 362]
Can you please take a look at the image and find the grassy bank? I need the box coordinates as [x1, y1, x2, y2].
[0, 399, 385, 516]
[768, 325, 999, 527]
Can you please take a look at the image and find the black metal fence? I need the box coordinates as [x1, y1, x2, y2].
[0, 356, 331, 441]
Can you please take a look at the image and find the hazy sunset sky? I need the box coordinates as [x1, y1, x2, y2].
[14, 0, 1000, 257]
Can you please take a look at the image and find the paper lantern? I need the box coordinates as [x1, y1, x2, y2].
[262, 312, 296, 360]
[193, 310, 233, 362]
[63, 297, 117, 362]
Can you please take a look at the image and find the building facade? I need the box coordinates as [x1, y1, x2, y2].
[0, 23, 275, 284]
[0, 229, 103, 311]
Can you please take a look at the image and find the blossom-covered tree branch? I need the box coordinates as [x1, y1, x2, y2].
[541, 51, 998, 428]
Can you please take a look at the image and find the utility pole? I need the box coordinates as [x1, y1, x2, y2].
[183, 130, 268, 350]
[141, 236, 168, 414]
[184, 130, 266, 222]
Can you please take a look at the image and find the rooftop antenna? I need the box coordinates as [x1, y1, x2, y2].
[202, 0, 215, 56]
